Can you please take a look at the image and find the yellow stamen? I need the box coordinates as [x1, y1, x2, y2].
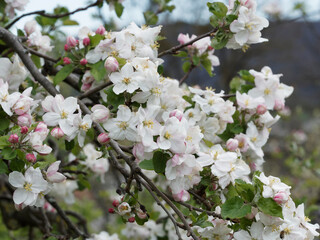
[164, 131, 171, 140]
[117, 121, 128, 130]
[61, 110, 68, 119]
[143, 120, 154, 129]
[24, 183, 32, 191]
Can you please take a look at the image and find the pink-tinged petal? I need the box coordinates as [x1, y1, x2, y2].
[9, 172, 25, 188]
[47, 161, 61, 177]
[13, 189, 28, 205]
[48, 172, 66, 183]
[33, 144, 52, 155]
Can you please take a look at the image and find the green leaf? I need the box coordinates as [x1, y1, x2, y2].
[207, 2, 228, 18]
[2, 147, 17, 160]
[182, 61, 191, 73]
[256, 198, 283, 218]
[77, 174, 91, 190]
[226, 14, 238, 24]
[62, 19, 79, 25]
[135, 215, 148, 225]
[0, 118, 10, 131]
[31, 54, 41, 69]
[211, 36, 229, 50]
[0, 160, 8, 174]
[192, 55, 200, 66]
[139, 160, 154, 171]
[35, 15, 57, 26]
[201, 57, 213, 77]
[53, 64, 74, 85]
[235, 179, 255, 202]
[0, 136, 9, 149]
[229, 77, 245, 92]
[238, 70, 255, 83]
[89, 34, 104, 48]
[9, 159, 25, 172]
[174, 51, 188, 58]
[221, 196, 252, 219]
[240, 84, 254, 93]
[157, 65, 164, 75]
[152, 151, 170, 174]
[65, 139, 74, 151]
[90, 61, 106, 82]
[143, 11, 158, 25]
[230, 124, 243, 134]
[114, 2, 124, 18]
[104, 86, 125, 111]
[17, 29, 25, 37]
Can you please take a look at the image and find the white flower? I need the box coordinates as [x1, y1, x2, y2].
[103, 105, 139, 142]
[109, 63, 143, 94]
[51, 180, 78, 204]
[9, 167, 48, 206]
[87, 231, 119, 240]
[234, 221, 264, 240]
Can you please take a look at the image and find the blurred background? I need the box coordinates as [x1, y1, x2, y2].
[3, 0, 320, 238]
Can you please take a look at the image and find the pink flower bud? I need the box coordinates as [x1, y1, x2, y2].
[63, 57, 71, 65]
[64, 44, 70, 52]
[256, 104, 267, 115]
[9, 134, 19, 144]
[274, 100, 284, 111]
[96, 25, 106, 35]
[273, 191, 289, 204]
[128, 217, 135, 223]
[35, 122, 48, 133]
[20, 126, 28, 134]
[108, 208, 115, 214]
[83, 37, 90, 46]
[80, 58, 87, 65]
[26, 153, 36, 163]
[104, 57, 119, 72]
[249, 162, 257, 171]
[91, 104, 110, 123]
[66, 36, 78, 48]
[97, 133, 110, 144]
[51, 127, 64, 139]
[136, 208, 147, 219]
[81, 82, 92, 91]
[17, 113, 32, 127]
[226, 138, 239, 151]
[112, 200, 119, 208]
[169, 109, 184, 122]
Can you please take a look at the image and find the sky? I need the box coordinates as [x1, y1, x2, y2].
[11, 0, 320, 35]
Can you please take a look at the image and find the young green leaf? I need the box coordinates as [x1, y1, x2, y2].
[53, 64, 74, 85]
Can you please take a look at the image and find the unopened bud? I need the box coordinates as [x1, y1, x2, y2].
[256, 104, 267, 115]
[20, 126, 28, 134]
[17, 113, 32, 127]
[128, 217, 135, 223]
[108, 208, 115, 214]
[9, 134, 19, 144]
[66, 36, 78, 48]
[274, 100, 284, 111]
[96, 25, 106, 35]
[80, 58, 87, 66]
[273, 191, 289, 204]
[64, 44, 70, 52]
[26, 153, 36, 163]
[97, 133, 110, 145]
[91, 104, 110, 123]
[112, 200, 119, 207]
[83, 37, 90, 46]
[104, 57, 119, 72]
[226, 138, 238, 151]
[63, 57, 71, 65]
[51, 127, 64, 139]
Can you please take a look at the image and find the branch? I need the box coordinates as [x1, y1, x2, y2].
[158, 28, 218, 57]
[179, 64, 195, 85]
[78, 81, 112, 100]
[5, 0, 103, 29]
[23, 45, 59, 63]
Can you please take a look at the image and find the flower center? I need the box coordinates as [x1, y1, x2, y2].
[264, 88, 271, 95]
[143, 120, 154, 129]
[164, 131, 171, 140]
[61, 110, 68, 119]
[24, 183, 32, 191]
[122, 77, 131, 85]
[151, 87, 161, 96]
[117, 121, 128, 130]
[80, 123, 89, 131]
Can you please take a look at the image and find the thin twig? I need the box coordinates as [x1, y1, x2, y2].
[179, 64, 195, 85]
[158, 28, 218, 57]
[23, 45, 59, 63]
[5, 0, 103, 29]
[78, 81, 112, 100]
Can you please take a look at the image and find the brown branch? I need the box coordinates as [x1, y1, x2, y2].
[158, 28, 218, 57]
[46, 196, 88, 238]
[78, 81, 112, 100]
[179, 64, 195, 85]
[5, 0, 103, 29]
[23, 45, 59, 63]
[65, 210, 89, 235]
